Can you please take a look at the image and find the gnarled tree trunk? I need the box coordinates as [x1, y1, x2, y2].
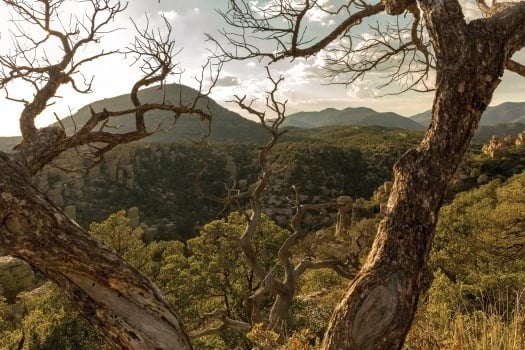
[0, 153, 193, 350]
[322, 0, 525, 348]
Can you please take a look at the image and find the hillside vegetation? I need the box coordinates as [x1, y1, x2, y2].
[1, 147, 523, 349]
[1, 85, 524, 348]
[27, 124, 524, 242]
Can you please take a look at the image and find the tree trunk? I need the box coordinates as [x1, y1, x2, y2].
[0, 152, 193, 350]
[322, 5, 510, 347]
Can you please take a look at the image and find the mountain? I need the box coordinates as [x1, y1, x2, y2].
[0, 84, 269, 152]
[3, 92, 524, 153]
[0, 137, 21, 152]
[409, 110, 432, 127]
[410, 101, 525, 127]
[283, 107, 425, 130]
[473, 122, 525, 142]
[54, 83, 268, 144]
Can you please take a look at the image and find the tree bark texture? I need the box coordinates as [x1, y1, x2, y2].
[322, 1, 525, 349]
[0, 152, 193, 350]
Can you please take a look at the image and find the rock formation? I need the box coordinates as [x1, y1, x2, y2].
[335, 196, 353, 238]
[0, 256, 35, 302]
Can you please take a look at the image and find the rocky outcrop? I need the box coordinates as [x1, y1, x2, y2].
[33, 143, 388, 238]
[516, 132, 524, 146]
[482, 132, 525, 159]
[0, 256, 35, 302]
[335, 196, 353, 238]
[127, 207, 140, 228]
[65, 205, 76, 220]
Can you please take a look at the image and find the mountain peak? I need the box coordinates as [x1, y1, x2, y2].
[53, 83, 269, 144]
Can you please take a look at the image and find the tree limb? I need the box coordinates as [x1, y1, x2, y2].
[0, 153, 192, 349]
[190, 309, 251, 339]
[210, 1, 384, 62]
[506, 59, 525, 78]
[3, 0, 221, 175]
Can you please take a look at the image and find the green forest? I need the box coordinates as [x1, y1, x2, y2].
[1, 126, 524, 349]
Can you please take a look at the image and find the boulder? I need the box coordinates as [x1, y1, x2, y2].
[0, 256, 35, 302]
[64, 205, 76, 220]
[127, 207, 140, 228]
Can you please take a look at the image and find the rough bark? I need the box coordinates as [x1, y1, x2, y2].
[0, 152, 193, 350]
[322, 1, 525, 349]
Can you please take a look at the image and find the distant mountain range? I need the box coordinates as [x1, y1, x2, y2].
[284, 107, 425, 130]
[1, 86, 524, 152]
[410, 101, 525, 127]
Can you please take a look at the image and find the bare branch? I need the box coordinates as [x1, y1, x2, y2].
[324, 15, 435, 94]
[506, 59, 525, 77]
[235, 68, 288, 282]
[295, 259, 356, 279]
[477, 0, 519, 17]
[201, 66, 356, 336]
[190, 309, 250, 339]
[2, 1, 222, 175]
[1, 0, 126, 141]
[209, 0, 384, 63]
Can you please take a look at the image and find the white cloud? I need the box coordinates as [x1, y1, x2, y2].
[216, 76, 240, 87]
[306, 0, 333, 23]
[159, 10, 179, 20]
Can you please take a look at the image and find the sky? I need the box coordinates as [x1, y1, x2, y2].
[0, 0, 524, 136]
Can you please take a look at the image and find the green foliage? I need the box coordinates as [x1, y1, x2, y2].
[290, 282, 344, 339]
[406, 272, 525, 350]
[406, 171, 525, 349]
[1, 282, 111, 350]
[179, 212, 289, 348]
[247, 323, 281, 350]
[280, 328, 320, 350]
[284, 144, 372, 197]
[432, 173, 525, 296]
[247, 324, 320, 350]
[6, 154, 524, 349]
[89, 210, 145, 263]
[0, 295, 24, 350]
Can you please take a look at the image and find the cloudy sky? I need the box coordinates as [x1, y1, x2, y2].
[1, 0, 524, 136]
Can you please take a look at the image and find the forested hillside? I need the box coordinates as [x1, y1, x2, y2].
[2, 0, 525, 347]
[0, 131, 523, 349]
[31, 127, 392, 240]
[27, 125, 524, 241]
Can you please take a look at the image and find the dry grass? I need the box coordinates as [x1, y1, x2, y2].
[405, 289, 525, 350]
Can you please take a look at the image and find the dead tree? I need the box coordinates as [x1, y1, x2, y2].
[0, 1, 221, 349]
[210, 0, 525, 348]
[192, 69, 357, 340]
